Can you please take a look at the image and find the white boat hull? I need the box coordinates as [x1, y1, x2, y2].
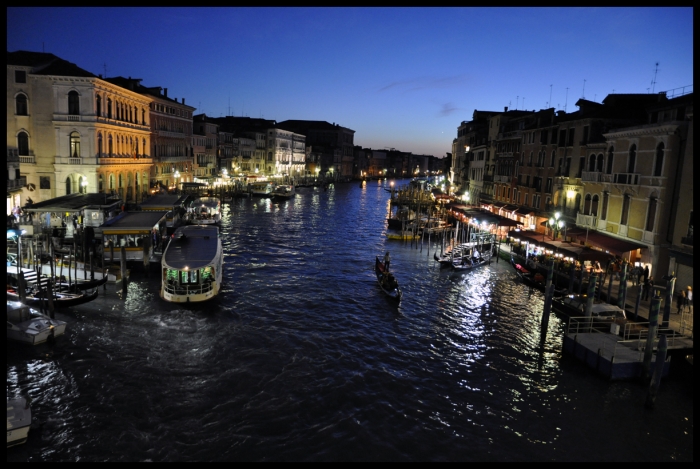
[7, 398, 31, 448]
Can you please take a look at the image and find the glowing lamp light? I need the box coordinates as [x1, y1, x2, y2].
[566, 190, 575, 199]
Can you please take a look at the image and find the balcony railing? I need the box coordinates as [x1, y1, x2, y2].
[98, 157, 153, 165]
[576, 213, 598, 229]
[613, 173, 639, 185]
[19, 155, 36, 164]
[495, 175, 511, 183]
[7, 177, 27, 190]
[581, 171, 603, 183]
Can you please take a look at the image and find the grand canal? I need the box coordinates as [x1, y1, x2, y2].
[7, 181, 693, 461]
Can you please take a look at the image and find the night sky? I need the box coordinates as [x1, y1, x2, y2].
[7, 7, 694, 157]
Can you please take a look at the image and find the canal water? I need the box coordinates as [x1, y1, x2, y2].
[7, 181, 693, 461]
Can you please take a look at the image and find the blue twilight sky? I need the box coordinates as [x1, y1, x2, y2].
[7, 7, 694, 158]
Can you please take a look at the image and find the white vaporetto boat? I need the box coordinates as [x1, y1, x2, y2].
[7, 300, 67, 345]
[248, 181, 274, 196]
[188, 197, 221, 225]
[7, 397, 32, 448]
[161, 225, 223, 303]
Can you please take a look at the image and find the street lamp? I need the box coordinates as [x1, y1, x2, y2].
[548, 211, 563, 240]
[81, 178, 88, 194]
[174, 170, 180, 193]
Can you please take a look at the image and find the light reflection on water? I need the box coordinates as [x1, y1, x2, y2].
[7, 182, 693, 462]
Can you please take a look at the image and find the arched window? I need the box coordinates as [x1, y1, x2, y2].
[601, 192, 609, 220]
[109, 174, 115, 191]
[550, 150, 556, 167]
[596, 153, 604, 172]
[584, 194, 592, 215]
[654, 143, 664, 177]
[108, 135, 113, 157]
[606, 146, 614, 174]
[646, 197, 658, 232]
[17, 131, 29, 156]
[591, 195, 599, 217]
[627, 144, 636, 173]
[588, 154, 596, 172]
[70, 131, 80, 158]
[621, 194, 631, 225]
[98, 133, 103, 158]
[79, 176, 86, 194]
[107, 98, 112, 119]
[15, 93, 28, 115]
[96, 95, 102, 116]
[65, 177, 72, 195]
[99, 174, 104, 192]
[68, 91, 80, 115]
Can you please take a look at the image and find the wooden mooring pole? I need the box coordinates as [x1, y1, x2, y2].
[642, 294, 662, 380]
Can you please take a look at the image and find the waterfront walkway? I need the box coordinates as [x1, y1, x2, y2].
[497, 242, 693, 339]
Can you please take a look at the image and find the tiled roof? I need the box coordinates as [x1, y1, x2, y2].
[7, 50, 96, 77]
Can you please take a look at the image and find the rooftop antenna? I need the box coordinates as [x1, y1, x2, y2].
[651, 62, 659, 93]
[582, 79, 586, 99]
[228, 96, 231, 116]
[103, 63, 107, 77]
[516, 96, 519, 110]
[564, 87, 569, 113]
[548, 84, 553, 108]
[522, 97, 525, 110]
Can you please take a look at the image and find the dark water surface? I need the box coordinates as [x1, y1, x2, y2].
[7, 181, 693, 461]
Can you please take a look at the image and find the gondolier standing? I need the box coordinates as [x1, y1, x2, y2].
[384, 251, 391, 272]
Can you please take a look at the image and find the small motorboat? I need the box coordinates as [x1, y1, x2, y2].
[375, 256, 402, 303]
[7, 397, 32, 447]
[7, 300, 67, 345]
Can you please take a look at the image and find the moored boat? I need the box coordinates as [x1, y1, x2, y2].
[161, 225, 223, 303]
[271, 184, 295, 200]
[450, 243, 496, 272]
[375, 256, 402, 303]
[7, 397, 32, 448]
[510, 258, 566, 296]
[249, 181, 274, 196]
[7, 266, 99, 308]
[7, 300, 67, 345]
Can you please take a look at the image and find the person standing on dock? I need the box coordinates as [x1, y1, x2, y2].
[642, 276, 653, 301]
[687, 286, 693, 314]
[384, 251, 391, 272]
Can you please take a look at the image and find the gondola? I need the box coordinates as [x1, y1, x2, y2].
[6, 287, 99, 308]
[375, 256, 402, 303]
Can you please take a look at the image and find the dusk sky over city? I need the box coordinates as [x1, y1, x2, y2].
[7, 7, 693, 158]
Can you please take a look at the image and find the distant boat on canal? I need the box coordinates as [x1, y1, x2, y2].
[187, 197, 221, 226]
[160, 225, 223, 303]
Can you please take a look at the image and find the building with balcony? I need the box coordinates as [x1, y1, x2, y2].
[276, 120, 355, 179]
[104, 78, 196, 193]
[192, 114, 219, 182]
[7, 51, 154, 204]
[267, 128, 306, 181]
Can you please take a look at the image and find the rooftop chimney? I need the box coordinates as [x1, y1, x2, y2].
[182, 98, 185, 104]
[163, 88, 168, 97]
[504, 106, 508, 112]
